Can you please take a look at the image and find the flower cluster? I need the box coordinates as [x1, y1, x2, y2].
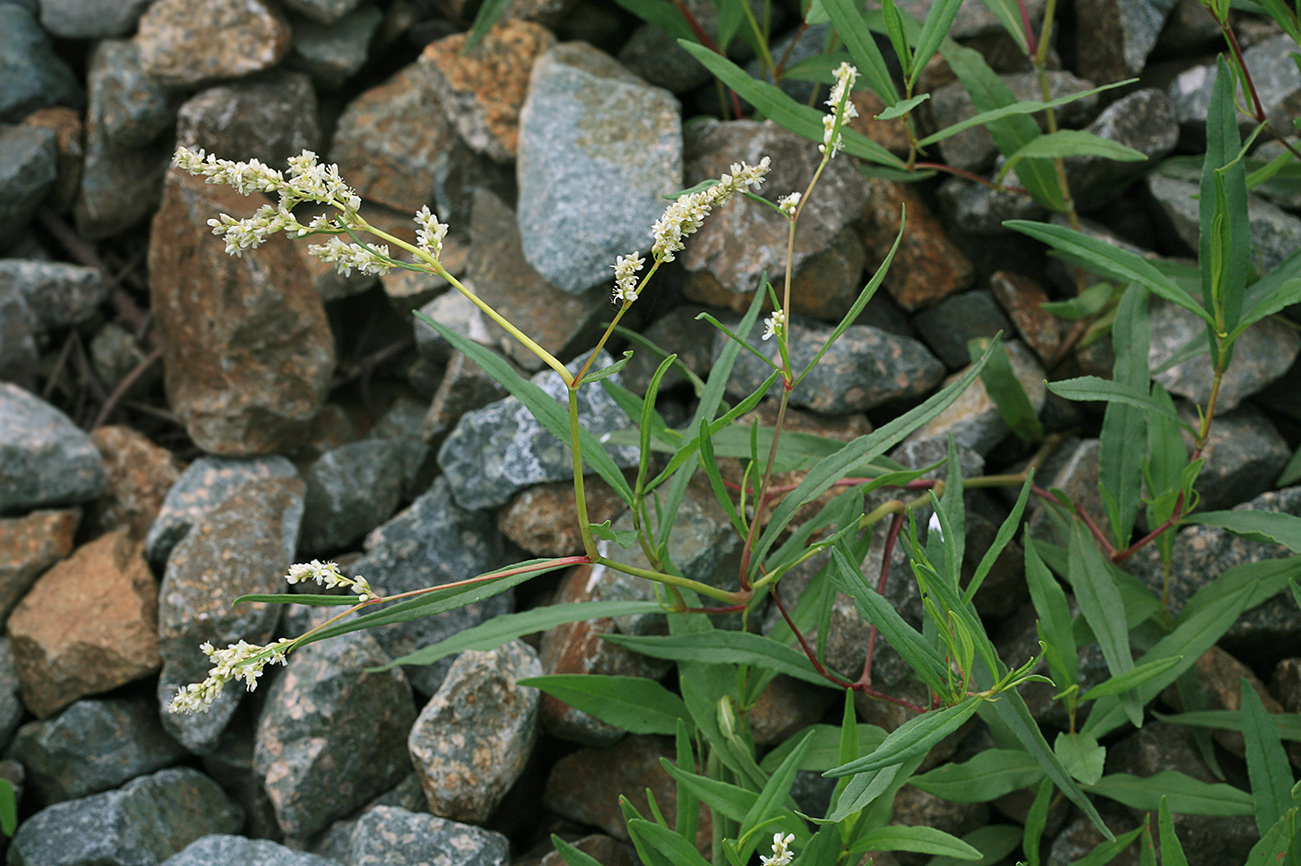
[820, 62, 860, 157]
[415, 205, 448, 260]
[611, 251, 645, 304]
[650, 157, 771, 263]
[306, 236, 393, 277]
[285, 559, 377, 602]
[167, 638, 294, 714]
[777, 192, 801, 218]
[761, 833, 796, 866]
[762, 308, 786, 342]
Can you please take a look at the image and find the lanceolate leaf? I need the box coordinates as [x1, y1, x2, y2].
[1154, 708, 1301, 741]
[910, 0, 964, 90]
[910, 749, 1043, 802]
[1078, 655, 1184, 702]
[1201, 56, 1249, 345]
[551, 835, 606, 866]
[1025, 538, 1078, 686]
[1067, 523, 1141, 728]
[855, 825, 981, 859]
[1099, 284, 1150, 547]
[915, 82, 1134, 149]
[997, 130, 1146, 184]
[824, 698, 981, 778]
[1046, 376, 1192, 432]
[1240, 677, 1297, 835]
[820, 0, 899, 103]
[600, 631, 832, 689]
[1088, 771, 1255, 815]
[1189, 510, 1301, 552]
[517, 675, 691, 735]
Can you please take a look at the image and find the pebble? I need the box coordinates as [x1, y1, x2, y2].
[0, 508, 78, 623]
[438, 350, 640, 511]
[349, 805, 509, 866]
[38, 0, 154, 38]
[20, 105, 83, 212]
[0, 287, 38, 387]
[288, 4, 383, 89]
[913, 290, 1013, 369]
[0, 124, 58, 250]
[517, 41, 682, 293]
[135, 0, 293, 88]
[0, 259, 109, 331]
[148, 168, 335, 456]
[1066, 88, 1178, 210]
[1074, 0, 1174, 83]
[174, 71, 321, 171]
[8, 528, 160, 719]
[0, 382, 108, 513]
[162, 834, 342, 866]
[298, 439, 403, 555]
[0, 4, 83, 123]
[409, 640, 541, 824]
[369, 396, 437, 499]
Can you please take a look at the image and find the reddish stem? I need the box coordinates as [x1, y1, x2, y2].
[861, 512, 906, 687]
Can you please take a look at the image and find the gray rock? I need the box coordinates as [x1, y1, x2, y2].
[0, 5, 82, 123]
[0, 382, 108, 513]
[725, 314, 945, 413]
[619, 305, 717, 396]
[255, 621, 414, 840]
[517, 42, 682, 292]
[1074, 0, 1176, 83]
[288, 4, 382, 89]
[370, 396, 437, 500]
[1147, 173, 1301, 279]
[1167, 58, 1262, 149]
[38, 0, 153, 37]
[145, 455, 299, 568]
[615, 0, 722, 93]
[0, 124, 57, 249]
[0, 260, 109, 331]
[1147, 294, 1300, 413]
[346, 477, 509, 694]
[89, 322, 159, 400]
[175, 72, 321, 172]
[1066, 88, 1178, 210]
[350, 806, 509, 866]
[1185, 402, 1289, 511]
[280, 0, 361, 24]
[163, 835, 343, 866]
[88, 40, 181, 149]
[0, 285, 38, 388]
[421, 348, 511, 444]
[438, 350, 640, 511]
[913, 291, 1012, 369]
[409, 640, 541, 824]
[299, 439, 404, 555]
[936, 173, 1048, 234]
[6, 696, 186, 805]
[157, 476, 304, 753]
[875, 0, 1047, 41]
[1024, 438, 1104, 545]
[7, 767, 243, 866]
[0, 639, 23, 751]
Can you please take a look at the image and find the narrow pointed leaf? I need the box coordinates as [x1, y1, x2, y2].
[824, 698, 980, 777]
[1241, 677, 1296, 834]
[1088, 771, 1254, 815]
[1068, 523, 1141, 727]
[517, 674, 691, 735]
[910, 749, 1043, 802]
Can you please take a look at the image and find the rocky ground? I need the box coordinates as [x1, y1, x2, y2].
[3, 0, 1301, 864]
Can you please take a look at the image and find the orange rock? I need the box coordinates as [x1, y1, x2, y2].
[86, 426, 186, 540]
[0, 509, 79, 622]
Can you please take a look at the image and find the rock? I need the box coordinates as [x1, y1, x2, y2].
[255, 618, 414, 840]
[1173, 645, 1287, 759]
[84, 425, 185, 540]
[287, 4, 383, 89]
[1067, 88, 1178, 210]
[936, 172, 1049, 234]
[989, 270, 1065, 365]
[724, 314, 944, 413]
[617, 18, 713, 94]
[679, 119, 869, 315]
[845, 90, 913, 157]
[1024, 438, 1105, 545]
[420, 20, 556, 163]
[892, 785, 988, 866]
[136, 0, 293, 88]
[174, 71, 321, 171]
[0, 260, 108, 332]
[345, 478, 509, 695]
[20, 105, 83, 212]
[281, 0, 362, 24]
[163, 835, 342, 866]
[0, 382, 108, 513]
[747, 675, 834, 748]
[144, 455, 299, 569]
[904, 340, 1046, 454]
[1183, 402, 1288, 511]
[6, 696, 186, 806]
[0, 5, 82, 123]
[156, 477, 304, 753]
[618, 304, 717, 396]
[7, 767, 243, 866]
[369, 397, 438, 500]
[1074, 0, 1176, 83]
[86, 40, 179, 149]
[38, 0, 154, 38]
[89, 322, 160, 402]
[0, 124, 57, 250]
[858, 176, 974, 312]
[350, 806, 509, 865]
[0, 640, 23, 754]
[299, 439, 404, 555]
[8, 529, 159, 719]
[438, 350, 640, 511]
[517, 41, 682, 293]
[0, 286, 38, 387]
[409, 640, 541, 824]
[913, 291, 1012, 369]
[0, 509, 78, 623]
[872, 0, 1047, 42]
[149, 168, 336, 456]
[1146, 294, 1300, 413]
[498, 478, 627, 558]
[421, 348, 511, 444]
[1167, 58, 1262, 150]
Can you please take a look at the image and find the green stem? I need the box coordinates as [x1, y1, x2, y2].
[598, 556, 750, 605]
[569, 388, 600, 560]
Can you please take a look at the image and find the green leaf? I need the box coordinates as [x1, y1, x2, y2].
[626, 819, 713, 866]
[977, 0, 1030, 53]
[1201, 56, 1250, 345]
[1068, 523, 1141, 728]
[678, 40, 905, 168]
[1046, 377, 1192, 432]
[1088, 771, 1255, 816]
[1079, 655, 1185, 703]
[1190, 510, 1301, 552]
[1022, 778, 1052, 866]
[413, 311, 635, 505]
[910, 0, 964, 90]
[737, 731, 813, 861]
[968, 336, 1043, 441]
[1155, 708, 1301, 741]
[1241, 677, 1297, 835]
[1071, 827, 1146, 866]
[611, 0, 696, 41]
[517, 674, 691, 735]
[1243, 807, 1300, 866]
[1158, 796, 1189, 866]
[1231, 249, 1301, 341]
[1055, 731, 1106, 786]
[461, 0, 510, 51]
[1025, 537, 1078, 687]
[964, 475, 1033, 605]
[660, 760, 756, 824]
[820, 0, 900, 103]
[1005, 221, 1214, 325]
[578, 351, 633, 386]
[911, 749, 1044, 803]
[0, 778, 14, 837]
[876, 93, 931, 120]
[857, 825, 981, 859]
[824, 698, 981, 778]
[1277, 443, 1301, 487]
[550, 835, 606, 866]
[881, 0, 913, 80]
[1099, 284, 1150, 547]
[925, 825, 1022, 866]
[997, 130, 1147, 186]
[601, 631, 832, 689]
[231, 593, 360, 606]
[375, 600, 664, 669]
[1040, 282, 1115, 320]
[915, 84, 1133, 150]
[673, 718, 698, 844]
[588, 520, 639, 548]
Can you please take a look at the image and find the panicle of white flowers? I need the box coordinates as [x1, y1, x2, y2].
[414, 205, 448, 260]
[284, 151, 361, 211]
[611, 250, 645, 304]
[206, 204, 307, 257]
[820, 62, 860, 157]
[167, 637, 294, 714]
[761, 833, 796, 866]
[307, 236, 393, 277]
[762, 308, 786, 342]
[777, 192, 801, 218]
[651, 157, 771, 262]
[174, 146, 284, 195]
[285, 559, 377, 602]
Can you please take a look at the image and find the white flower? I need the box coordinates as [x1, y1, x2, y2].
[307, 236, 393, 277]
[761, 833, 795, 866]
[414, 205, 448, 259]
[819, 62, 860, 157]
[651, 157, 770, 262]
[762, 308, 786, 342]
[928, 511, 944, 541]
[167, 638, 294, 714]
[285, 559, 377, 601]
[612, 250, 645, 304]
[778, 192, 800, 218]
